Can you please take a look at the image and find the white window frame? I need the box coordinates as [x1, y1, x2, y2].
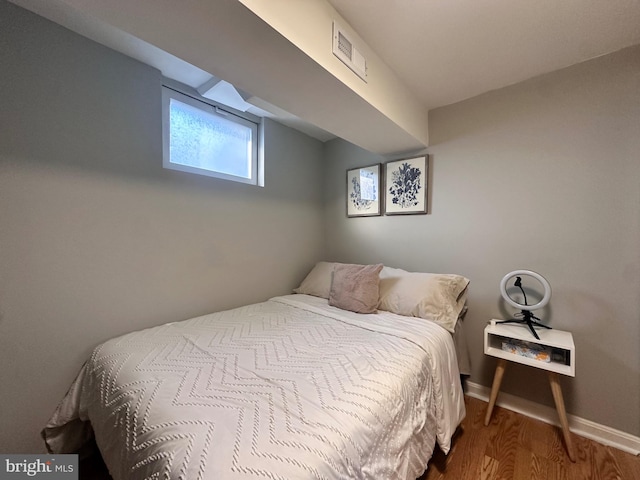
[162, 86, 261, 186]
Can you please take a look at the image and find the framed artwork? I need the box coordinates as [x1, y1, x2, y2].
[346, 164, 382, 217]
[384, 155, 428, 215]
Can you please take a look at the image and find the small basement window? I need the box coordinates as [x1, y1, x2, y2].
[162, 86, 261, 185]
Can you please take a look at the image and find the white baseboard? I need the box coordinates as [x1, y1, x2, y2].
[465, 380, 640, 456]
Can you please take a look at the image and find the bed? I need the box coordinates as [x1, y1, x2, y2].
[43, 263, 469, 480]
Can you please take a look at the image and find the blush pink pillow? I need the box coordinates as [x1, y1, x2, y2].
[329, 263, 383, 314]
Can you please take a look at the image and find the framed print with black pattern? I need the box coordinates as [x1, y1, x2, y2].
[384, 156, 428, 215]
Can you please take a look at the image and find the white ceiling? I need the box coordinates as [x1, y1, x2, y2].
[327, 0, 640, 109]
[8, 0, 640, 152]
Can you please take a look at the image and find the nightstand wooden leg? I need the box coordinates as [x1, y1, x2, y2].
[484, 358, 507, 426]
[548, 372, 576, 462]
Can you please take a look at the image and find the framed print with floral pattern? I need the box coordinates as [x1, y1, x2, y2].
[346, 164, 382, 217]
[384, 156, 428, 215]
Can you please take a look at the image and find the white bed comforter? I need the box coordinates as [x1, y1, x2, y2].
[43, 295, 465, 480]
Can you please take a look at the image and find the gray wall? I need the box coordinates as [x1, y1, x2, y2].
[0, 2, 325, 453]
[325, 46, 640, 436]
[2, 0, 639, 454]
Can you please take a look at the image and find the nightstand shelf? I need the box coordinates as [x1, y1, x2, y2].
[483, 320, 576, 461]
[484, 320, 575, 376]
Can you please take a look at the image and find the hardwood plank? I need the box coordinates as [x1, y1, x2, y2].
[512, 446, 533, 480]
[544, 455, 569, 480]
[480, 455, 499, 480]
[616, 447, 640, 480]
[421, 396, 640, 480]
[530, 452, 549, 480]
[485, 406, 519, 479]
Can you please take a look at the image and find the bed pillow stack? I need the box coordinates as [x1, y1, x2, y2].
[294, 261, 469, 332]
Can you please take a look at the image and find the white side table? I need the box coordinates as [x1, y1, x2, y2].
[483, 320, 576, 461]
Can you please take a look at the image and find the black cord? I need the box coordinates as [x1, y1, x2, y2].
[515, 276, 528, 306]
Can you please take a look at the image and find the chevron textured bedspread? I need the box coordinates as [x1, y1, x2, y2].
[43, 294, 465, 480]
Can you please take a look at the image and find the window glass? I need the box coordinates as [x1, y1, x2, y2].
[162, 87, 260, 185]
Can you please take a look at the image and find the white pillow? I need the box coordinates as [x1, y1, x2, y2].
[378, 266, 469, 332]
[293, 261, 336, 298]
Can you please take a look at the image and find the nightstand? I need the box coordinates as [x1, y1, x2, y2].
[483, 320, 576, 461]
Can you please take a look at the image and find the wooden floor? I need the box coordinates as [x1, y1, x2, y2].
[420, 395, 640, 480]
[81, 395, 640, 479]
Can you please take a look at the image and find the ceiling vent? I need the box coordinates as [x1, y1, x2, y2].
[332, 21, 367, 82]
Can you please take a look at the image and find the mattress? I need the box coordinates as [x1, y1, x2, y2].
[43, 294, 465, 479]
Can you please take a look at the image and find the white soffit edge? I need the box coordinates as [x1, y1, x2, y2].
[8, 0, 427, 154]
[238, 0, 429, 150]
